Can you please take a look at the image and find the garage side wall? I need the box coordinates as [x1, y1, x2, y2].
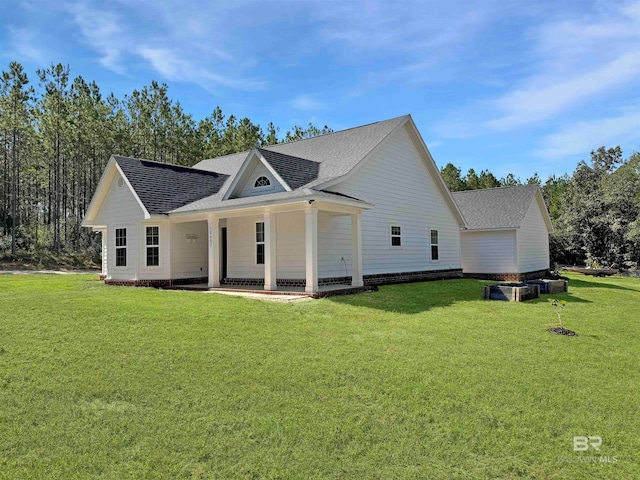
[460, 230, 517, 274]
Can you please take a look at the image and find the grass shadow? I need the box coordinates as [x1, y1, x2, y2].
[563, 276, 639, 293]
[327, 278, 494, 314]
[327, 278, 601, 314]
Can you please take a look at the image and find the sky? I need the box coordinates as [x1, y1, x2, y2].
[1, 0, 639, 180]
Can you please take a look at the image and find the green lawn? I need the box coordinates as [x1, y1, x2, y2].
[0, 273, 638, 479]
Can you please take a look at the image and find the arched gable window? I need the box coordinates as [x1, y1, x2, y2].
[254, 176, 271, 188]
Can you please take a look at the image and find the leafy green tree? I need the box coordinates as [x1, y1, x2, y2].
[478, 169, 500, 189]
[500, 173, 521, 186]
[464, 168, 480, 190]
[440, 163, 465, 191]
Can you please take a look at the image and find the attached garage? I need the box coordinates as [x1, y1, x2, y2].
[453, 185, 554, 281]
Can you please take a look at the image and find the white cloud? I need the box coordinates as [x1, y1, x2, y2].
[137, 47, 266, 91]
[486, 52, 640, 130]
[536, 110, 640, 158]
[432, 2, 640, 140]
[289, 94, 327, 111]
[66, 2, 124, 72]
[3, 26, 48, 64]
[65, 0, 267, 91]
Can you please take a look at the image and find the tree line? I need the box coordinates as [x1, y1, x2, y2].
[439, 147, 640, 270]
[1, 61, 638, 270]
[0, 62, 331, 258]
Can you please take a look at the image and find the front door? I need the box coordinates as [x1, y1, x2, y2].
[221, 227, 228, 280]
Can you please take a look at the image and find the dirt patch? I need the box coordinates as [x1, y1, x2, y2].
[547, 327, 577, 336]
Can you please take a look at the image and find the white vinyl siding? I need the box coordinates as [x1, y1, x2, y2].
[137, 220, 171, 280]
[460, 230, 518, 274]
[275, 211, 306, 278]
[226, 212, 305, 279]
[327, 124, 462, 275]
[517, 198, 550, 272]
[94, 174, 145, 280]
[318, 212, 352, 278]
[171, 221, 209, 279]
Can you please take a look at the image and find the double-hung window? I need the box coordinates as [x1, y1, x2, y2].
[430, 229, 439, 261]
[391, 225, 402, 247]
[256, 222, 265, 265]
[146, 226, 160, 266]
[115, 228, 127, 267]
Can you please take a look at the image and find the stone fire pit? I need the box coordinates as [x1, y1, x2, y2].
[483, 283, 540, 302]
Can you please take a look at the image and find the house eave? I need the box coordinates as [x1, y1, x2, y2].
[167, 192, 374, 219]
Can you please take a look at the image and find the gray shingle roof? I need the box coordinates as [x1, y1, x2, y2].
[256, 148, 320, 190]
[452, 185, 538, 230]
[113, 116, 409, 215]
[193, 115, 408, 188]
[113, 156, 229, 214]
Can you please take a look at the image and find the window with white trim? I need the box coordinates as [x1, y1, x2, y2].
[115, 228, 127, 267]
[430, 229, 439, 261]
[391, 225, 402, 247]
[146, 226, 159, 266]
[254, 176, 271, 188]
[256, 222, 265, 265]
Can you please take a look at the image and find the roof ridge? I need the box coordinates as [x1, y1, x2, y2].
[198, 115, 409, 164]
[262, 114, 410, 149]
[452, 184, 538, 195]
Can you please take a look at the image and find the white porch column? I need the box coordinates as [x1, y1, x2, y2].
[351, 212, 363, 287]
[208, 215, 220, 288]
[305, 206, 318, 293]
[264, 211, 277, 291]
[100, 229, 108, 278]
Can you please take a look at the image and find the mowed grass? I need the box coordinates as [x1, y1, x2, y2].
[0, 273, 638, 479]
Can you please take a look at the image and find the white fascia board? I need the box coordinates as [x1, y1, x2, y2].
[535, 189, 555, 234]
[221, 148, 291, 200]
[82, 157, 117, 227]
[167, 192, 373, 219]
[221, 149, 256, 200]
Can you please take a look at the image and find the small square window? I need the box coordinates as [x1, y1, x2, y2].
[115, 228, 126, 247]
[391, 225, 402, 247]
[146, 226, 159, 246]
[116, 248, 126, 267]
[147, 247, 159, 266]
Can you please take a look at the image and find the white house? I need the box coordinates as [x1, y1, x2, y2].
[452, 185, 554, 281]
[82, 114, 552, 294]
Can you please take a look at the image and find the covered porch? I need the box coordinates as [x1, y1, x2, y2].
[170, 196, 369, 294]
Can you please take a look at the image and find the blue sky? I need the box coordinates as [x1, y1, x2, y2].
[1, 0, 639, 180]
